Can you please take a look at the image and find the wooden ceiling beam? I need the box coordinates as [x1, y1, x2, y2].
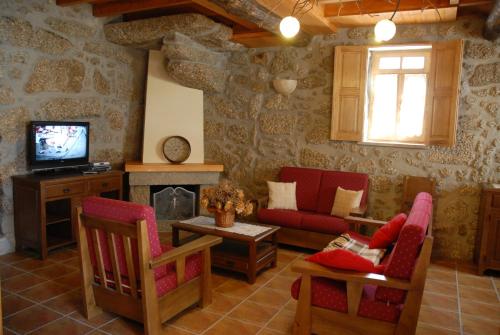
[324, 0, 493, 17]
[255, 0, 336, 34]
[93, 0, 192, 17]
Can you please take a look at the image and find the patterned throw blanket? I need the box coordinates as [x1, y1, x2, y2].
[324, 234, 385, 265]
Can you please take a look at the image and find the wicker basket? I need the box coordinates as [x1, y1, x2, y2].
[209, 208, 235, 228]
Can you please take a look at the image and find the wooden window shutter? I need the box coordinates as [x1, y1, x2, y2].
[331, 46, 368, 141]
[425, 40, 463, 147]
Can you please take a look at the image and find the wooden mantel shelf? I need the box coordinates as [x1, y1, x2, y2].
[125, 161, 224, 173]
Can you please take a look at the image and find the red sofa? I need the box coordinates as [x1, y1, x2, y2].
[258, 167, 369, 249]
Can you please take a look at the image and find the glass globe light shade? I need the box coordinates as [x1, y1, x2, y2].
[280, 16, 300, 39]
[374, 19, 396, 42]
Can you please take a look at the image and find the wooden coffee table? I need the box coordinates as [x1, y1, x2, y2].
[172, 219, 280, 284]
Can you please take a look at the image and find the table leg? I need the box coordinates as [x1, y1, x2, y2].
[271, 232, 278, 268]
[172, 226, 180, 247]
[248, 241, 257, 284]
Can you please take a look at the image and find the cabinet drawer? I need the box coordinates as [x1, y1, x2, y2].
[45, 182, 85, 198]
[89, 177, 121, 194]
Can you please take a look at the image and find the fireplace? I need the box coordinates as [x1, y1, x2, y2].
[126, 162, 223, 231]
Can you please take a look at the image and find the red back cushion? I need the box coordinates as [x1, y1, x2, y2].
[82, 196, 166, 280]
[307, 249, 375, 273]
[316, 171, 369, 214]
[279, 167, 322, 211]
[375, 192, 432, 304]
[369, 213, 407, 249]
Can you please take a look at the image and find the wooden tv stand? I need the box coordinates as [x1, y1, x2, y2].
[12, 171, 123, 259]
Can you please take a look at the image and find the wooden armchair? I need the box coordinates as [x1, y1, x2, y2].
[76, 197, 222, 335]
[291, 193, 434, 335]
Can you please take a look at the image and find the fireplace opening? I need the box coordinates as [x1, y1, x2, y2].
[150, 185, 200, 231]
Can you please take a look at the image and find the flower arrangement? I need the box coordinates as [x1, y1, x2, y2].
[201, 180, 254, 219]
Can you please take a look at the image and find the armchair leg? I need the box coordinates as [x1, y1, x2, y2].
[293, 275, 312, 335]
[200, 248, 212, 308]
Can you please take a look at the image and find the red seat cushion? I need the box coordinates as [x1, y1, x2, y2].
[258, 208, 303, 229]
[291, 277, 400, 323]
[369, 213, 407, 249]
[306, 249, 376, 273]
[301, 213, 349, 235]
[375, 193, 432, 304]
[279, 167, 322, 211]
[316, 171, 369, 214]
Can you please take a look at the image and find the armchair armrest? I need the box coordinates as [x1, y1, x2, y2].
[349, 205, 367, 217]
[345, 216, 387, 230]
[149, 235, 222, 269]
[291, 259, 412, 290]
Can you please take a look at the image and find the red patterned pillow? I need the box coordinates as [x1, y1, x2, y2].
[369, 213, 407, 249]
[306, 249, 375, 272]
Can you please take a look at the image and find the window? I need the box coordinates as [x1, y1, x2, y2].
[367, 48, 431, 144]
[331, 41, 463, 147]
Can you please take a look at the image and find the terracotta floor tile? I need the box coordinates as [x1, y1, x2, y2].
[2, 273, 47, 293]
[43, 289, 82, 315]
[457, 273, 495, 290]
[30, 317, 92, 335]
[460, 299, 500, 321]
[32, 264, 76, 280]
[421, 291, 458, 311]
[459, 286, 499, 304]
[424, 279, 458, 296]
[99, 317, 143, 335]
[215, 279, 259, 298]
[2, 294, 35, 317]
[204, 318, 261, 335]
[258, 329, 285, 335]
[3, 305, 61, 334]
[0, 264, 25, 280]
[277, 252, 297, 264]
[51, 271, 81, 288]
[86, 331, 109, 335]
[416, 323, 460, 335]
[284, 299, 297, 312]
[248, 287, 290, 308]
[429, 261, 456, 273]
[3, 328, 17, 335]
[427, 268, 456, 283]
[14, 258, 56, 271]
[456, 262, 477, 275]
[462, 314, 500, 335]
[229, 300, 279, 326]
[211, 272, 231, 288]
[278, 264, 301, 278]
[168, 307, 221, 334]
[161, 325, 197, 335]
[69, 310, 117, 327]
[47, 248, 78, 263]
[266, 309, 295, 334]
[0, 252, 30, 264]
[265, 275, 296, 292]
[253, 271, 276, 286]
[205, 292, 242, 314]
[418, 306, 460, 331]
[19, 281, 71, 302]
[61, 257, 81, 269]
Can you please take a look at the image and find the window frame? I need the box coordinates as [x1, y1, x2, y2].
[365, 48, 432, 145]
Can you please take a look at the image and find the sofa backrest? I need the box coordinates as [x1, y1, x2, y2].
[375, 192, 432, 304]
[316, 171, 369, 214]
[279, 167, 322, 211]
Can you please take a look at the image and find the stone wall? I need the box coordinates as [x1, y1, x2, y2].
[0, 0, 146, 253]
[201, 18, 499, 261]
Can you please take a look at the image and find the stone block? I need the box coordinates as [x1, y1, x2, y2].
[166, 60, 227, 93]
[40, 98, 101, 120]
[25, 59, 84, 94]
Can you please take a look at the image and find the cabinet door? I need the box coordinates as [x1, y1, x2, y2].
[487, 209, 500, 268]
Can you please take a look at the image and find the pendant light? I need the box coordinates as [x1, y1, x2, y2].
[278, 0, 317, 39]
[374, 0, 401, 42]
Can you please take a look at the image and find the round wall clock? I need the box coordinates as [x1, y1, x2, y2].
[162, 136, 191, 164]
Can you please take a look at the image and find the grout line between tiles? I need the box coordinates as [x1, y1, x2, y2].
[454, 264, 464, 335]
[491, 276, 500, 302]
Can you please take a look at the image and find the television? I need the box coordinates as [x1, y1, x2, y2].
[29, 121, 90, 171]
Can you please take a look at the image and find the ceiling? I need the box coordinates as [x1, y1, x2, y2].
[56, 0, 496, 47]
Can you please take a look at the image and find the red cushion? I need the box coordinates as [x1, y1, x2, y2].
[306, 249, 375, 273]
[279, 167, 322, 211]
[375, 193, 432, 304]
[301, 213, 349, 235]
[369, 213, 407, 249]
[291, 278, 400, 323]
[316, 171, 369, 214]
[257, 208, 303, 229]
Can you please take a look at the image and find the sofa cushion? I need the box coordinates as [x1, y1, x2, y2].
[267, 181, 298, 210]
[331, 187, 363, 217]
[369, 213, 407, 249]
[375, 192, 432, 304]
[279, 167, 322, 211]
[306, 249, 377, 273]
[301, 212, 349, 235]
[316, 171, 369, 214]
[257, 208, 303, 229]
[291, 278, 401, 323]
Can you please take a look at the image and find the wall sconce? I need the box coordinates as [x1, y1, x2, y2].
[273, 79, 297, 95]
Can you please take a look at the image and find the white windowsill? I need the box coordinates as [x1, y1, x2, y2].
[359, 141, 427, 149]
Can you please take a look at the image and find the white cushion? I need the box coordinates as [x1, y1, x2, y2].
[267, 181, 298, 211]
[331, 187, 363, 218]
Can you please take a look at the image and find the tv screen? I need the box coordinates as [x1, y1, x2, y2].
[29, 121, 89, 170]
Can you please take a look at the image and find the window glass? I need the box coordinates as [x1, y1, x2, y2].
[378, 57, 401, 69]
[402, 56, 425, 69]
[399, 74, 427, 138]
[369, 74, 398, 139]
